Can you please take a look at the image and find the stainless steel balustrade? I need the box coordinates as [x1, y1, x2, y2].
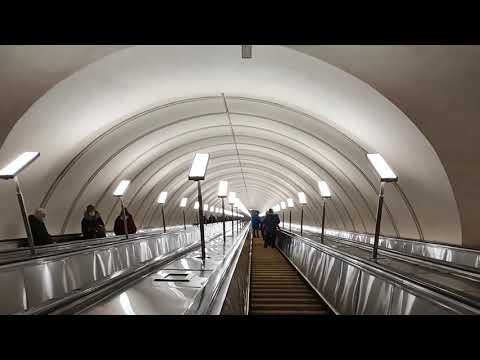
[277, 231, 480, 315]
[291, 224, 480, 271]
[0, 225, 195, 265]
[77, 222, 250, 315]
[0, 223, 225, 314]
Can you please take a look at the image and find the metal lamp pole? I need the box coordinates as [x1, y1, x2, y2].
[300, 205, 304, 236]
[221, 198, 226, 244]
[119, 197, 129, 239]
[372, 182, 385, 260]
[197, 182, 206, 263]
[161, 204, 166, 233]
[14, 176, 35, 255]
[321, 200, 327, 244]
[182, 209, 186, 230]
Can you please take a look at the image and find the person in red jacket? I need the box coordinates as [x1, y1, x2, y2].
[114, 208, 137, 236]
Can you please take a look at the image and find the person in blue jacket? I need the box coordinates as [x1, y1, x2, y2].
[251, 211, 261, 238]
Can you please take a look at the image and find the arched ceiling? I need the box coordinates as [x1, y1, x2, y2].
[0, 45, 465, 246]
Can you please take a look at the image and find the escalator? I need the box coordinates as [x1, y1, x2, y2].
[249, 237, 331, 315]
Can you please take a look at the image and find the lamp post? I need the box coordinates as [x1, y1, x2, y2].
[218, 180, 228, 244]
[180, 197, 188, 230]
[298, 192, 307, 236]
[157, 191, 168, 233]
[228, 192, 236, 239]
[281, 201, 286, 229]
[0, 152, 40, 255]
[113, 180, 131, 239]
[318, 181, 332, 244]
[188, 153, 210, 264]
[367, 153, 398, 260]
[287, 198, 294, 232]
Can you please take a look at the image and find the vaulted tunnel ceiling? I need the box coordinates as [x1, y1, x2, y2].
[0, 45, 467, 246]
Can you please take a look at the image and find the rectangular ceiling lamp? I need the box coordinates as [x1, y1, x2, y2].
[180, 197, 188, 208]
[218, 180, 228, 198]
[194, 201, 199, 209]
[157, 191, 168, 204]
[113, 180, 130, 197]
[228, 192, 236, 205]
[367, 153, 398, 182]
[280, 201, 286, 210]
[298, 192, 307, 205]
[188, 153, 210, 181]
[287, 198, 294, 208]
[210, 206, 214, 212]
[318, 181, 332, 198]
[0, 152, 40, 179]
[241, 45, 252, 59]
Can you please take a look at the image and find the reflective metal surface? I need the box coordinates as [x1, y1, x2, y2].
[80, 223, 250, 315]
[292, 224, 480, 271]
[0, 223, 226, 314]
[277, 232, 480, 315]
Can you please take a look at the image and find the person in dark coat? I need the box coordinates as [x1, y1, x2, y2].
[113, 208, 137, 236]
[208, 214, 216, 223]
[81, 205, 106, 239]
[28, 208, 53, 246]
[263, 209, 280, 248]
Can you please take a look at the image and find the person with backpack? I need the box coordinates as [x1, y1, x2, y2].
[113, 207, 137, 236]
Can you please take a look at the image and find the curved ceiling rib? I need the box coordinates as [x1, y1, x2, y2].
[96, 137, 366, 235]
[101, 144, 359, 232]
[41, 96, 416, 239]
[100, 141, 361, 232]
[146, 165, 351, 231]
[58, 116, 401, 236]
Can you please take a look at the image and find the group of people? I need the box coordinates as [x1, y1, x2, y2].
[251, 209, 280, 248]
[27, 205, 137, 246]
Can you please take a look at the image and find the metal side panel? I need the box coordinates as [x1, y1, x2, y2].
[334, 261, 361, 315]
[24, 260, 70, 308]
[0, 269, 27, 314]
[355, 272, 393, 315]
[65, 252, 96, 291]
[389, 286, 457, 315]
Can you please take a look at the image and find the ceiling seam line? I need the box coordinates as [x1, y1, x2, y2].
[221, 92, 249, 198]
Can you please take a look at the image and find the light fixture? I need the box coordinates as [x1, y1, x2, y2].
[280, 202, 286, 210]
[366, 153, 398, 259]
[0, 152, 41, 254]
[156, 191, 168, 233]
[367, 153, 397, 182]
[204, 204, 209, 211]
[228, 192, 236, 238]
[188, 153, 210, 263]
[180, 197, 188, 208]
[188, 153, 209, 181]
[210, 206, 214, 213]
[157, 191, 168, 204]
[0, 152, 40, 179]
[318, 181, 332, 198]
[217, 181, 229, 244]
[113, 180, 131, 239]
[218, 180, 228, 198]
[318, 181, 331, 243]
[241, 45, 252, 59]
[287, 198, 294, 208]
[298, 192, 307, 205]
[297, 192, 307, 236]
[286, 198, 294, 232]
